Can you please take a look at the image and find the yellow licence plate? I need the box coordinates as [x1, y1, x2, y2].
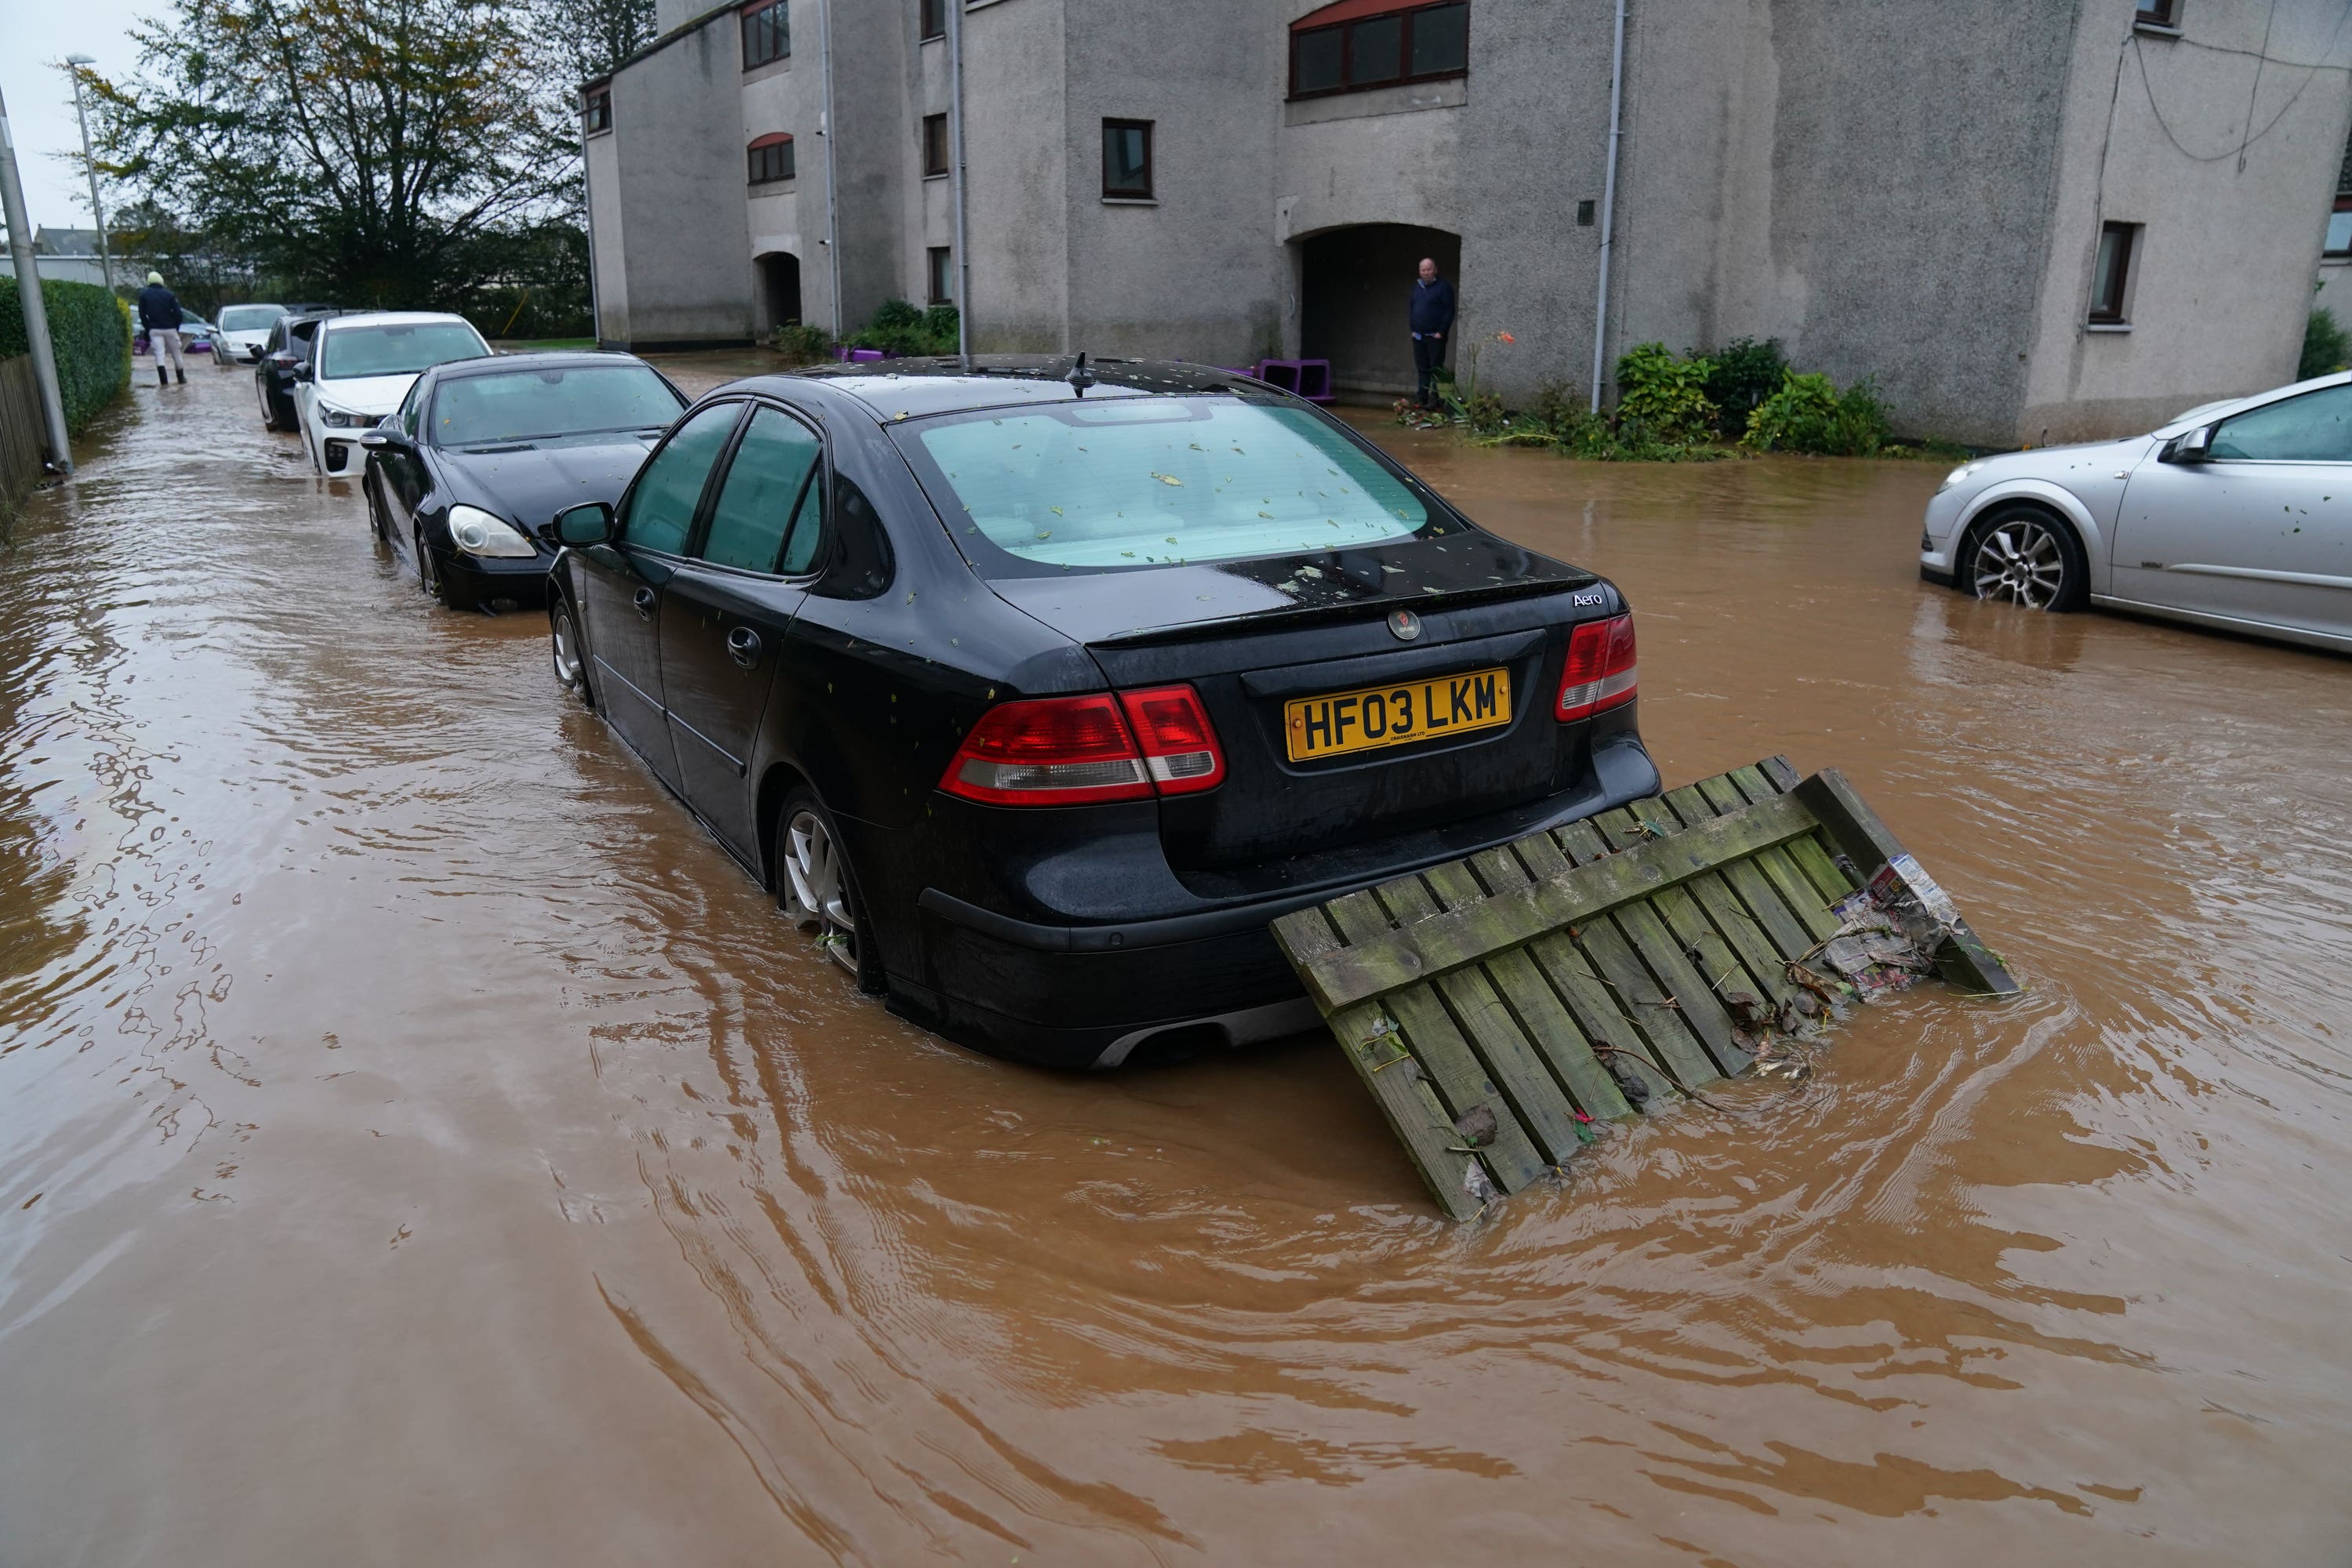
[1284, 667, 1512, 762]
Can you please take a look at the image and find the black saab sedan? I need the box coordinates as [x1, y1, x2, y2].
[361, 351, 687, 612]
[546, 358, 1655, 1069]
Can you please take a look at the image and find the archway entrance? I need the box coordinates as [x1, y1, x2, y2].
[1298, 224, 1461, 402]
[756, 252, 802, 333]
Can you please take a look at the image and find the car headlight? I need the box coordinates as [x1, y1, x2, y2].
[448, 504, 539, 558]
[1935, 460, 1987, 495]
[321, 405, 373, 428]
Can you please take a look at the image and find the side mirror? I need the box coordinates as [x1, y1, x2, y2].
[552, 501, 615, 547]
[292, 361, 314, 383]
[2164, 426, 2214, 464]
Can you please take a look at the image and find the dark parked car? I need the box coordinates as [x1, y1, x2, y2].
[361, 350, 686, 612]
[255, 312, 336, 431]
[546, 358, 1655, 1069]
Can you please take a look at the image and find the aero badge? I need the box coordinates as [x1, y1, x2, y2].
[1387, 608, 1422, 642]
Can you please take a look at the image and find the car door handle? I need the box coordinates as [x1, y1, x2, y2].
[633, 586, 657, 620]
[726, 626, 761, 667]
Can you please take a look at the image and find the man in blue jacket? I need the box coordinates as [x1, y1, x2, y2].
[137, 270, 186, 387]
[1409, 257, 1456, 408]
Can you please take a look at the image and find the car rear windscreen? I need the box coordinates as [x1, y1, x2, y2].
[431, 365, 683, 446]
[902, 398, 1431, 568]
[219, 306, 285, 331]
[322, 322, 491, 379]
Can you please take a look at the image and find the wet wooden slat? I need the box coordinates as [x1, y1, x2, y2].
[1501, 834, 1679, 1107]
[1323, 890, 1552, 1194]
[1551, 820, 1722, 1091]
[1399, 865, 1592, 1164]
[1290, 789, 1822, 1013]
[1730, 764, 1858, 906]
[1697, 773, 1841, 943]
[1465, 846, 1635, 1120]
[1275, 905, 1489, 1220]
[1663, 784, 1817, 961]
[1593, 805, 1760, 1072]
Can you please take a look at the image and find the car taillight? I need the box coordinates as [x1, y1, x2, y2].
[939, 694, 1152, 806]
[1555, 612, 1637, 722]
[940, 686, 1225, 806]
[1117, 684, 1226, 794]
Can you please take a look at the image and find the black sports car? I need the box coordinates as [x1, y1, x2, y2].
[361, 351, 687, 612]
[255, 311, 337, 432]
[546, 357, 1656, 1069]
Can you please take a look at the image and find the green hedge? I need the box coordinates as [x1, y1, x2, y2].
[0, 276, 132, 432]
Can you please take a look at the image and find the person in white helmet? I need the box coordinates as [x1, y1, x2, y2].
[137, 270, 187, 387]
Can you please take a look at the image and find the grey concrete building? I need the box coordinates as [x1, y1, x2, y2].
[583, 0, 2352, 446]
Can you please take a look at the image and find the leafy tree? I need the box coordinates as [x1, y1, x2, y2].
[2299, 307, 2350, 382]
[87, 0, 579, 310]
[533, 0, 657, 82]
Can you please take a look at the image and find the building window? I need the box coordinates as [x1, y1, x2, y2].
[583, 85, 612, 136]
[920, 0, 946, 41]
[923, 113, 950, 177]
[1289, 0, 1468, 100]
[2328, 196, 2352, 259]
[1102, 119, 1152, 199]
[2134, 0, 2180, 28]
[748, 132, 796, 185]
[742, 0, 789, 69]
[928, 246, 954, 304]
[2089, 221, 2139, 324]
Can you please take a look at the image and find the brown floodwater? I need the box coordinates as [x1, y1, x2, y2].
[3, 356, 2350, 1566]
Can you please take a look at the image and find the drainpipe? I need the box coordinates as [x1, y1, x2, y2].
[948, 0, 971, 366]
[0, 84, 74, 477]
[1588, 0, 1626, 413]
[580, 102, 603, 346]
[820, 0, 842, 337]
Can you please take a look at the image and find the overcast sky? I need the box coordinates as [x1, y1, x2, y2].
[1, 0, 156, 240]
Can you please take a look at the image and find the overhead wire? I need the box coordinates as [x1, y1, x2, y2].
[2131, 0, 2352, 166]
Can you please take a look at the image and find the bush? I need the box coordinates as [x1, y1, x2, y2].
[769, 321, 833, 364]
[1699, 336, 1787, 436]
[1742, 369, 1893, 456]
[1614, 342, 1718, 443]
[2300, 307, 2350, 381]
[0, 276, 132, 432]
[846, 298, 959, 357]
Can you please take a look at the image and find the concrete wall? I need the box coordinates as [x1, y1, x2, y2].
[961, 0, 1070, 350]
[1062, 0, 1286, 365]
[604, 20, 757, 345]
[2020, 1, 2352, 442]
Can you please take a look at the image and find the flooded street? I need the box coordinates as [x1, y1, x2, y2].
[5, 358, 2351, 1566]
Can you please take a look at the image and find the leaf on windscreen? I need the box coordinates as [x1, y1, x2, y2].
[1050, 506, 1063, 514]
[1165, 536, 1178, 543]
[1152, 473, 1182, 485]
[1036, 532, 1051, 539]
[1257, 510, 1273, 518]
[1298, 565, 1323, 579]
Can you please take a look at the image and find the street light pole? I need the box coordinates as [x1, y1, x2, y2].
[64, 56, 114, 295]
[0, 82, 77, 475]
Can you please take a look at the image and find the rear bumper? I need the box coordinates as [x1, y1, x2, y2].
[900, 729, 1661, 1069]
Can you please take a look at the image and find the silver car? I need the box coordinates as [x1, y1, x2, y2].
[1920, 372, 2352, 654]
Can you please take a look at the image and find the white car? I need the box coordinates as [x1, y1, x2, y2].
[1921, 370, 2352, 655]
[296, 312, 493, 477]
[213, 303, 289, 365]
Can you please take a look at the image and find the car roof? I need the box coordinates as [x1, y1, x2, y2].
[2152, 368, 2352, 437]
[319, 310, 479, 331]
[764, 355, 1276, 421]
[426, 349, 653, 381]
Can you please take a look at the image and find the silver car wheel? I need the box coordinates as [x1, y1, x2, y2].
[782, 809, 858, 973]
[1972, 518, 2067, 609]
[550, 605, 585, 690]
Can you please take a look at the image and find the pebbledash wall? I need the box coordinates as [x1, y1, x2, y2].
[583, 0, 2352, 448]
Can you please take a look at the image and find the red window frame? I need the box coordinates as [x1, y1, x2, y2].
[747, 132, 795, 186]
[1288, 0, 1468, 101]
[741, 0, 789, 70]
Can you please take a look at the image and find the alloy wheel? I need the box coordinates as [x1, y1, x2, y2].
[550, 605, 585, 690]
[782, 808, 858, 973]
[1972, 517, 2068, 609]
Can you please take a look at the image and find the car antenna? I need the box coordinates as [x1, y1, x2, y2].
[1067, 351, 1096, 397]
